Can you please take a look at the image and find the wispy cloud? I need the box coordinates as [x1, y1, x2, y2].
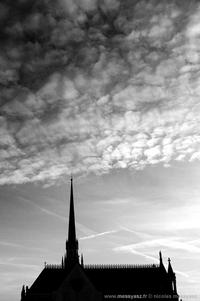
[80, 230, 118, 240]
[18, 195, 95, 236]
[175, 270, 190, 278]
[119, 226, 154, 240]
[18, 196, 66, 221]
[114, 237, 200, 255]
[0, 259, 39, 270]
[0, 241, 45, 252]
[97, 199, 131, 205]
[117, 247, 159, 263]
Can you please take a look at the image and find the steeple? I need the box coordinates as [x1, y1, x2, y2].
[68, 177, 76, 242]
[64, 177, 79, 268]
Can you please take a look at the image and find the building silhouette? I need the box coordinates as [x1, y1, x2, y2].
[21, 178, 179, 301]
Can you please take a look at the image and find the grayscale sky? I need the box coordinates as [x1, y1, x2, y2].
[0, 0, 200, 300]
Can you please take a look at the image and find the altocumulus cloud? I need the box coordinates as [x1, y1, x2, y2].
[1, 0, 200, 184]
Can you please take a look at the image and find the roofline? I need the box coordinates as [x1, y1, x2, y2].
[84, 264, 159, 269]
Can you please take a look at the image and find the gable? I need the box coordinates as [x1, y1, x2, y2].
[55, 264, 102, 301]
[28, 268, 66, 294]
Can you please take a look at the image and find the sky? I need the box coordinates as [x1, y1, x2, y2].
[0, 0, 200, 300]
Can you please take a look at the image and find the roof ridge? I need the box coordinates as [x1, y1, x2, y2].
[84, 264, 159, 269]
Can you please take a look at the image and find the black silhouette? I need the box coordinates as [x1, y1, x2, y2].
[21, 178, 179, 301]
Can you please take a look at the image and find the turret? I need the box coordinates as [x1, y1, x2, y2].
[168, 258, 177, 294]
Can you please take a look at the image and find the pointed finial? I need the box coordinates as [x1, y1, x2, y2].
[168, 257, 174, 275]
[81, 254, 84, 266]
[159, 251, 163, 266]
[21, 285, 26, 299]
[61, 256, 64, 268]
[159, 251, 167, 272]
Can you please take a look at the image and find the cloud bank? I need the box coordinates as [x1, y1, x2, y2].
[1, 0, 200, 184]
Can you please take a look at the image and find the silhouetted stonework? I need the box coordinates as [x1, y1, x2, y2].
[21, 179, 179, 301]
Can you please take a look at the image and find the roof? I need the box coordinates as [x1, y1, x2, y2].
[84, 264, 172, 294]
[28, 263, 173, 295]
[28, 268, 66, 294]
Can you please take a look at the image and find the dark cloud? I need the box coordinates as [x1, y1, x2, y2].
[1, 0, 200, 184]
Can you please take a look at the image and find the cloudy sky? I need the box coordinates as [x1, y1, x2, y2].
[0, 0, 200, 300]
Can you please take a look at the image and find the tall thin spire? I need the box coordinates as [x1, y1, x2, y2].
[68, 177, 76, 242]
[65, 177, 79, 268]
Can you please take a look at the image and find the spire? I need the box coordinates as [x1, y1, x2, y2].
[68, 177, 76, 242]
[65, 177, 79, 268]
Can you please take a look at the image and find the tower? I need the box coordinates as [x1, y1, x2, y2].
[64, 177, 79, 269]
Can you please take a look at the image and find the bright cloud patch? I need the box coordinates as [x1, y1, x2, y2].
[1, 0, 200, 184]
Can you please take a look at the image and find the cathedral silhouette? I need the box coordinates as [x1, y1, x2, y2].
[21, 178, 179, 301]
